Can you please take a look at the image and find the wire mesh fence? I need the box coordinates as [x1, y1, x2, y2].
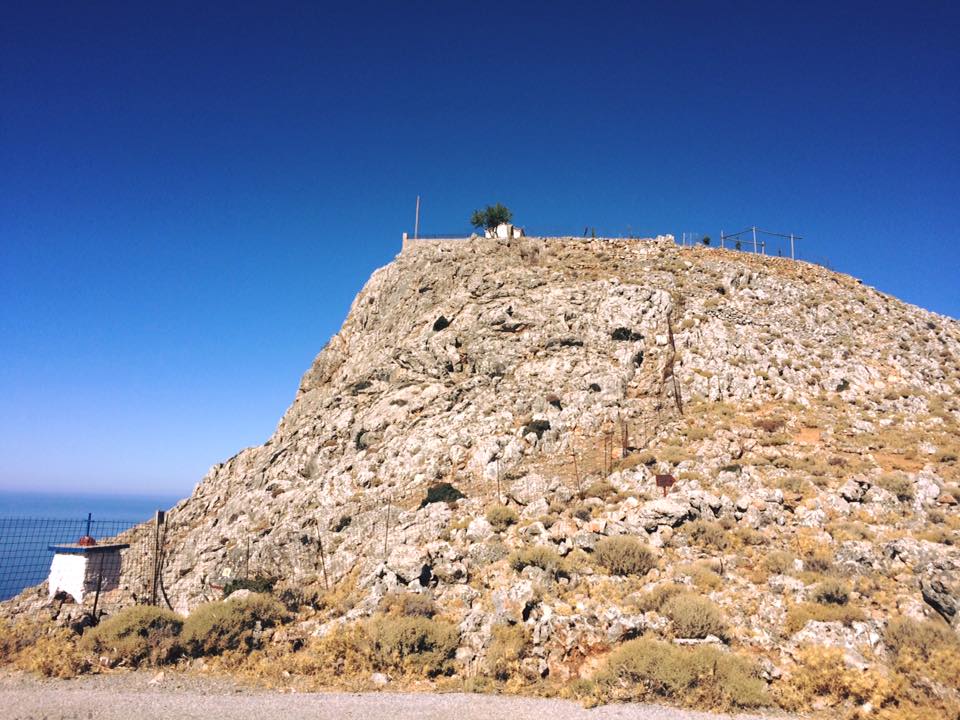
[0, 516, 151, 601]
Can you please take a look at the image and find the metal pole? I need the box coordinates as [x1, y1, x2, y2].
[720, 231, 724, 249]
[414, 196, 420, 239]
[790, 233, 795, 260]
[85, 513, 92, 538]
[752, 226, 758, 253]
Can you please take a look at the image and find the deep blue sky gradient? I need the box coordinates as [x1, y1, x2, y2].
[2, 1, 958, 495]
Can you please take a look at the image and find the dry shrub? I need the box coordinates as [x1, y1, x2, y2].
[290, 622, 374, 680]
[593, 536, 656, 576]
[634, 582, 686, 613]
[885, 617, 960, 689]
[485, 623, 529, 680]
[368, 615, 459, 676]
[378, 591, 436, 618]
[801, 546, 834, 573]
[687, 564, 722, 591]
[685, 519, 731, 550]
[290, 615, 459, 680]
[764, 550, 796, 575]
[876, 472, 914, 501]
[662, 593, 727, 639]
[810, 579, 850, 605]
[81, 606, 184, 666]
[784, 602, 865, 635]
[181, 593, 287, 657]
[508, 545, 566, 577]
[485, 505, 518, 532]
[596, 636, 767, 709]
[583, 480, 616, 500]
[754, 417, 786, 433]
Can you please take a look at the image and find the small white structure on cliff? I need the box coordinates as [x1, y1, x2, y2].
[48, 541, 127, 602]
[485, 222, 524, 239]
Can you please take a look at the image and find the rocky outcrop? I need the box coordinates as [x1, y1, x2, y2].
[6, 234, 960, 686]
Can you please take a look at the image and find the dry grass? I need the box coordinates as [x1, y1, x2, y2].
[378, 591, 437, 618]
[485, 623, 529, 680]
[784, 602, 865, 635]
[779, 646, 960, 719]
[0, 620, 87, 678]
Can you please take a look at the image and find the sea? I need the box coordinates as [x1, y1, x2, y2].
[0, 490, 183, 601]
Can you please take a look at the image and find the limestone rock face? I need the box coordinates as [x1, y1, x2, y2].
[138, 238, 960, 613]
[8, 234, 960, 683]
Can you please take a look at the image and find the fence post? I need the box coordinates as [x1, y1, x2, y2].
[790, 233, 795, 260]
[150, 510, 165, 606]
[315, 521, 329, 591]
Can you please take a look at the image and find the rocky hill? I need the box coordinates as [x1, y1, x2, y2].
[7, 235, 960, 714]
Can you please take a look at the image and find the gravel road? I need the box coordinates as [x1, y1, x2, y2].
[0, 671, 796, 720]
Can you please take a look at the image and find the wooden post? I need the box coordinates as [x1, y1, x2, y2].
[91, 555, 105, 621]
[150, 510, 165, 606]
[571, 451, 582, 498]
[383, 497, 390, 561]
[315, 521, 329, 591]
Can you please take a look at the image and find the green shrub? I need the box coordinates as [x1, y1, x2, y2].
[508, 545, 567, 577]
[222, 575, 275, 598]
[810, 579, 849, 605]
[662, 594, 727, 639]
[593, 536, 656, 576]
[420, 482, 466, 507]
[81, 606, 183, 666]
[485, 623, 529, 680]
[378, 592, 436, 618]
[369, 616, 458, 676]
[181, 593, 287, 657]
[685, 519, 730, 550]
[485, 505, 518, 532]
[597, 637, 767, 709]
[876, 472, 914, 501]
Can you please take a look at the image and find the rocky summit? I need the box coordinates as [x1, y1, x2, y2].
[7, 235, 960, 707]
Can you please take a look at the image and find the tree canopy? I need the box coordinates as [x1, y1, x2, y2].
[470, 203, 513, 231]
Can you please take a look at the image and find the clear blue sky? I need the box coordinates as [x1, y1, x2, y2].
[2, 1, 958, 496]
